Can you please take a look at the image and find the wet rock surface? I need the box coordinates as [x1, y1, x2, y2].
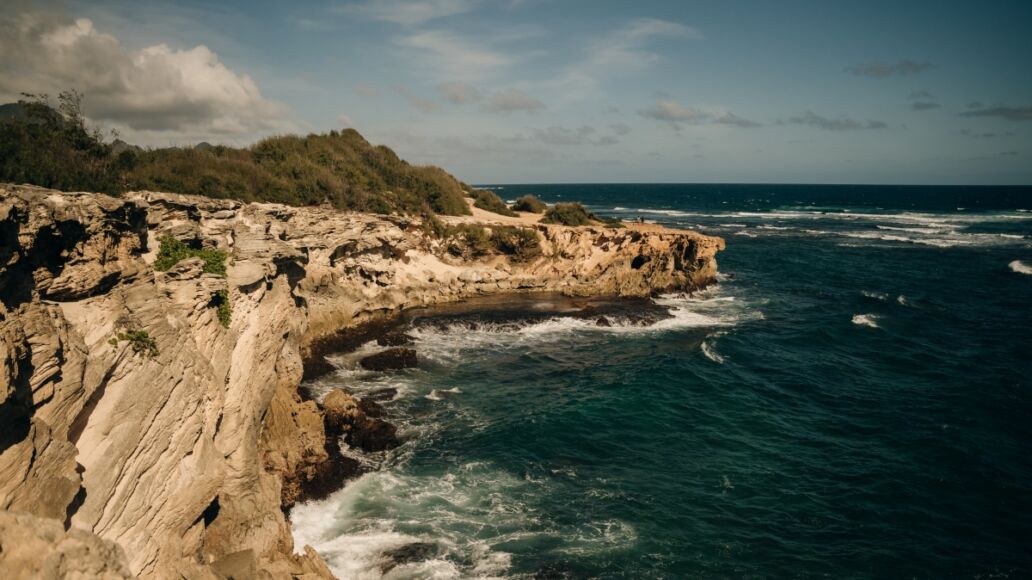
[0, 184, 722, 579]
[359, 347, 418, 370]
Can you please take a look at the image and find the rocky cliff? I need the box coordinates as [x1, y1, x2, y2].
[0, 184, 723, 579]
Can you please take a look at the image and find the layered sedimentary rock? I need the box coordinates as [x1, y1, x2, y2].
[0, 184, 722, 578]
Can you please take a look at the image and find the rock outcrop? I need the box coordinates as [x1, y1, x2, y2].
[0, 184, 722, 578]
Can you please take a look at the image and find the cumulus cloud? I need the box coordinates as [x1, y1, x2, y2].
[638, 99, 759, 128]
[0, 11, 291, 140]
[845, 60, 935, 78]
[787, 111, 887, 131]
[336, 0, 478, 26]
[437, 81, 481, 104]
[482, 88, 544, 113]
[958, 105, 1032, 122]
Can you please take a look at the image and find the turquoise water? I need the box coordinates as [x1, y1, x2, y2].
[293, 184, 1032, 579]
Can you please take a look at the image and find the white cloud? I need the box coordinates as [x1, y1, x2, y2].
[336, 0, 478, 26]
[395, 87, 440, 113]
[586, 18, 701, 71]
[482, 88, 545, 113]
[638, 99, 707, 123]
[437, 81, 481, 104]
[638, 98, 761, 129]
[337, 113, 354, 127]
[0, 11, 291, 142]
[398, 30, 510, 80]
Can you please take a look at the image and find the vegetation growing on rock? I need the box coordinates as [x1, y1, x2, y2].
[511, 194, 547, 213]
[469, 189, 516, 216]
[154, 236, 228, 276]
[109, 330, 159, 358]
[0, 93, 472, 216]
[541, 202, 596, 226]
[490, 226, 542, 262]
[211, 289, 232, 328]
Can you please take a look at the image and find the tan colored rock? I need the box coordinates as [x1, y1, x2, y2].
[0, 184, 723, 579]
[0, 511, 133, 580]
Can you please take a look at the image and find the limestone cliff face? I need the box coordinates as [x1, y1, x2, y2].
[0, 184, 723, 579]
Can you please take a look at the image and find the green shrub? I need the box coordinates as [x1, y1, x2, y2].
[541, 203, 596, 226]
[421, 211, 448, 239]
[1, 93, 474, 216]
[597, 216, 625, 228]
[109, 329, 159, 358]
[469, 189, 516, 217]
[211, 289, 231, 328]
[490, 226, 541, 262]
[0, 91, 123, 194]
[444, 223, 493, 256]
[154, 236, 228, 276]
[511, 194, 547, 213]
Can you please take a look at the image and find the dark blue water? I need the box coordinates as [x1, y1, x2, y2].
[293, 184, 1032, 579]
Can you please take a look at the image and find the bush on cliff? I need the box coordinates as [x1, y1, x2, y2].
[211, 289, 232, 328]
[541, 202, 596, 226]
[0, 93, 472, 216]
[511, 194, 547, 213]
[444, 224, 494, 257]
[0, 91, 126, 194]
[490, 226, 542, 262]
[109, 329, 159, 358]
[154, 236, 228, 277]
[469, 189, 516, 217]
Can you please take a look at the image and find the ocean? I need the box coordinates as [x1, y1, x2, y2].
[292, 184, 1032, 579]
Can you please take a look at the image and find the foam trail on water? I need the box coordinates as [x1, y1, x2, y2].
[1010, 260, 1032, 275]
[852, 314, 880, 328]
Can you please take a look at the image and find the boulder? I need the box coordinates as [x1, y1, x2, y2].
[359, 348, 417, 371]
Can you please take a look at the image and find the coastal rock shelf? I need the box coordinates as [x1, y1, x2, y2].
[0, 184, 723, 578]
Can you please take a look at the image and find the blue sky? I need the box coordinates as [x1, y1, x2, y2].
[3, 0, 1031, 184]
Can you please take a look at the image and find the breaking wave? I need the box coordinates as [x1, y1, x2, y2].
[1010, 260, 1032, 275]
[852, 314, 880, 328]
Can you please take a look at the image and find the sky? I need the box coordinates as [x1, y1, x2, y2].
[2, 0, 1031, 184]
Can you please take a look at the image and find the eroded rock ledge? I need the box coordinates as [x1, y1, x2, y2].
[0, 184, 723, 579]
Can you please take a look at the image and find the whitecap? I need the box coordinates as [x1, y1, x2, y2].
[862, 290, 889, 301]
[1010, 260, 1032, 275]
[425, 387, 462, 401]
[896, 295, 909, 306]
[852, 314, 880, 328]
[700, 340, 725, 364]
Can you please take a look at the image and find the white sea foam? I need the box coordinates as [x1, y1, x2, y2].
[1010, 260, 1032, 275]
[852, 314, 880, 328]
[700, 339, 725, 364]
[862, 290, 889, 301]
[896, 295, 909, 306]
[425, 387, 462, 401]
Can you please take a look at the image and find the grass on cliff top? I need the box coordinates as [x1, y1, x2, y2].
[0, 92, 472, 216]
[154, 236, 228, 277]
[433, 221, 542, 262]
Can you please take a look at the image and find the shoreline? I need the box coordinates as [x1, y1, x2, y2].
[0, 184, 723, 578]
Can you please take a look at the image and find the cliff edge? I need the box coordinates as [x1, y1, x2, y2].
[0, 184, 723, 578]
